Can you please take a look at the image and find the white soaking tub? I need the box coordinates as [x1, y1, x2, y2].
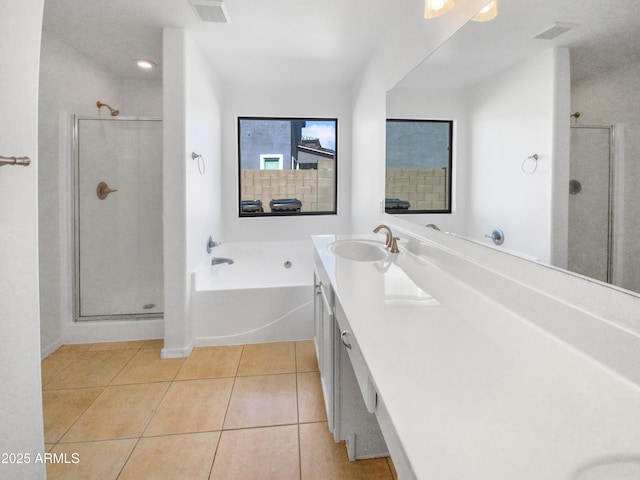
[192, 240, 314, 346]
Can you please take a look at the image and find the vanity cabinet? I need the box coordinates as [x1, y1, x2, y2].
[314, 258, 388, 461]
[313, 266, 335, 429]
[333, 296, 388, 461]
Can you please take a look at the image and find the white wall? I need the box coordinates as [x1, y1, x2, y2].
[0, 1, 46, 478]
[122, 78, 163, 117]
[386, 87, 469, 234]
[38, 33, 123, 355]
[572, 57, 640, 293]
[38, 33, 164, 356]
[464, 48, 568, 263]
[220, 83, 353, 242]
[185, 34, 222, 272]
[162, 28, 222, 357]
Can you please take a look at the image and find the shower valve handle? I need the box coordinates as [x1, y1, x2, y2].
[97, 181, 118, 200]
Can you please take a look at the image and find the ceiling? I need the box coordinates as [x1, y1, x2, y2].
[394, 0, 640, 90]
[41, 0, 408, 87]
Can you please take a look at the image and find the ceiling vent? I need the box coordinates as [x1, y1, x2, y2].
[534, 22, 576, 40]
[189, 0, 230, 23]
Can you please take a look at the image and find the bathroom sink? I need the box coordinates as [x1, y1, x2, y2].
[329, 240, 388, 262]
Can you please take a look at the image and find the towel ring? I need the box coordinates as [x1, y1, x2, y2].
[191, 152, 205, 175]
[522, 154, 538, 175]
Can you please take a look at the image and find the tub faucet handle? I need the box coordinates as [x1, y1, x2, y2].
[207, 236, 220, 254]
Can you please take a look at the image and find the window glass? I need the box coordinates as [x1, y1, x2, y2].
[238, 117, 337, 216]
[385, 119, 453, 214]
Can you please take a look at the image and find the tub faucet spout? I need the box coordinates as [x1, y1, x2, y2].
[211, 257, 234, 266]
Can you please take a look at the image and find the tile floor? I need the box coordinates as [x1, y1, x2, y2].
[41, 340, 397, 479]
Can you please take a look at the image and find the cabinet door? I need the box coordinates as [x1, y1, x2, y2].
[334, 307, 388, 461]
[313, 272, 323, 369]
[314, 273, 335, 431]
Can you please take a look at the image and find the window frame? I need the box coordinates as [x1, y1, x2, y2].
[259, 154, 284, 170]
[237, 116, 338, 217]
[385, 118, 453, 215]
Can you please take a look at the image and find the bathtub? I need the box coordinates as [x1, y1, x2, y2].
[192, 240, 315, 346]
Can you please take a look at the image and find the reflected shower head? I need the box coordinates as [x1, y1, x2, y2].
[96, 101, 119, 116]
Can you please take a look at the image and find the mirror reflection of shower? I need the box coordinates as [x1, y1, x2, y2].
[96, 100, 119, 116]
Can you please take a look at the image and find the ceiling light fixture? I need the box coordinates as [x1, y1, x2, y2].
[424, 0, 455, 19]
[472, 0, 498, 22]
[136, 60, 156, 70]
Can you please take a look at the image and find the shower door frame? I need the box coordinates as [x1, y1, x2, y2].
[569, 124, 616, 284]
[72, 115, 163, 322]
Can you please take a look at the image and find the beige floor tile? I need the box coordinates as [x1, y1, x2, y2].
[237, 342, 296, 376]
[42, 387, 103, 443]
[41, 344, 95, 386]
[175, 345, 242, 380]
[119, 432, 219, 480]
[141, 339, 164, 349]
[61, 382, 170, 442]
[52, 344, 93, 355]
[110, 348, 184, 385]
[46, 439, 137, 480]
[297, 372, 327, 423]
[44, 349, 137, 390]
[296, 340, 319, 372]
[88, 340, 146, 351]
[299, 422, 394, 480]
[41, 351, 83, 387]
[224, 374, 297, 429]
[210, 425, 299, 480]
[144, 378, 234, 436]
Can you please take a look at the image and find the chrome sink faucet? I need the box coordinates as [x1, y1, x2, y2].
[373, 224, 399, 253]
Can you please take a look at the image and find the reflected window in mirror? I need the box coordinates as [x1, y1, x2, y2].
[238, 117, 337, 217]
[385, 119, 452, 214]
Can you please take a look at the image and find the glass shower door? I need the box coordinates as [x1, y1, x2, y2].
[568, 126, 613, 283]
[75, 117, 163, 320]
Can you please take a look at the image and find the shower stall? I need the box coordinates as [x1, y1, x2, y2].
[73, 116, 163, 321]
[568, 125, 614, 284]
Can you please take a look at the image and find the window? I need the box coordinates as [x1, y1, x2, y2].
[385, 119, 453, 214]
[260, 154, 284, 170]
[238, 117, 337, 216]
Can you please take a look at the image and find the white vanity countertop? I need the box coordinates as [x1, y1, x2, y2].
[312, 234, 640, 480]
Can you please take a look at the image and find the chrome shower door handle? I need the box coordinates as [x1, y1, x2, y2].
[97, 181, 118, 200]
[340, 330, 352, 349]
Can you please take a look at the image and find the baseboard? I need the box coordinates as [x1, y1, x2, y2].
[161, 342, 193, 359]
[41, 339, 64, 359]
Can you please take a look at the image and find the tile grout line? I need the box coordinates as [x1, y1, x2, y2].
[45, 344, 146, 472]
[106, 345, 145, 387]
[48, 345, 141, 445]
[41, 345, 95, 390]
[52, 344, 151, 448]
[107, 343, 182, 479]
[217, 344, 244, 433]
[295, 341, 303, 480]
[44, 340, 334, 478]
[207, 344, 245, 477]
[114, 436, 142, 479]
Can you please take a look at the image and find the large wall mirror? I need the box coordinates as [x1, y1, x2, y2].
[386, 0, 640, 295]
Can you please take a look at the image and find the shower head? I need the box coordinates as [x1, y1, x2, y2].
[96, 101, 119, 116]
